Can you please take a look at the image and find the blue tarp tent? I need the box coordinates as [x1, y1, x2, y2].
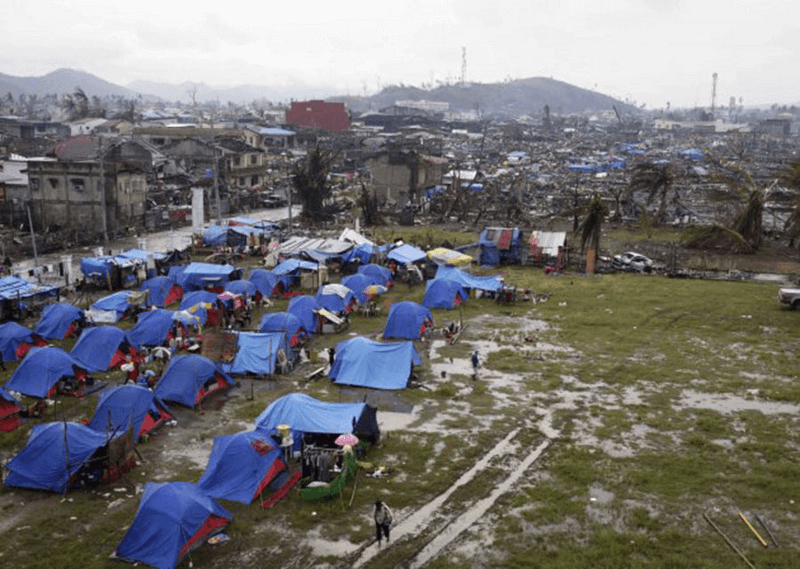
[70, 325, 133, 372]
[254, 393, 380, 444]
[225, 279, 257, 299]
[117, 248, 166, 263]
[248, 269, 280, 298]
[178, 263, 238, 291]
[34, 303, 85, 340]
[328, 337, 420, 390]
[127, 309, 176, 349]
[5, 347, 87, 398]
[435, 266, 503, 293]
[0, 322, 40, 362]
[315, 284, 356, 314]
[115, 482, 231, 569]
[287, 296, 319, 335]
[223, 332, 292, 376]
[383, 302, 433, 340]
[0, 276, 59, 303]
[179, 290, 218, 311]
[167, 265, 186, 284]
[89, 291, 135, 322]
[386, 243, 426, 265]
[88, 384, 172, 440]
[343, 243, 376, 266]
[155, 354, 234, 407]
[478, 227, 523, 265]
[258, 312, 305, 346]
[272, 259, 318, 289]
[341, 274, 378, 304]
[423, 279, 468, 310]
[682, 148, 704, 160]
[141, 276, 183, 308]
[197, 431, 286, 504]
[357, 264, 392, 285]
[4, 422, 112, 492]
[203, 225, 229, 247]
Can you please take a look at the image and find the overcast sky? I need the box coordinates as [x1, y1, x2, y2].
[3, 0, 798, 109]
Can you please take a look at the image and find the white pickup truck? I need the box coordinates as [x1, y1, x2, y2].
[778, 287, 800, 310]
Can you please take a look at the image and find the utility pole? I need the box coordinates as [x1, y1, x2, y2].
[26, 203, 39, 282]
[99, 137, 108, 243]
[461, 46, 467, 85]
[214, 149, 222, 225]
[711, 72, 718, 118]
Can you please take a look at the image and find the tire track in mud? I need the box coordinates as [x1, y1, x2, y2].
[350, 427, 550, 569]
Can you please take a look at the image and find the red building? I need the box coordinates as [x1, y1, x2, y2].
[285, 100, 350, 131]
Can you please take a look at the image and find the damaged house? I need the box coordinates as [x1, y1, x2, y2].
[365, 146, 447, 206]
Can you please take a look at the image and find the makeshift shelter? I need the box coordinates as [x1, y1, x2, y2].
[70, 325, 140, 373]
[155, 354, 234, 407]
[383, 302, 434, 340]
[287, 295, 319, 335]
[258, 312, 306, 346]
[0, 322, 46, 362]
[88, 384, 173, 440]
[435, 266, 503, 293]
[225, 279, 258, 301]
[126, 309, 178, 350]
[222, 332, 293, 376]
[0, 387, 23, 432]
[422, 279, 468, 310]
[87, 291, 144, 323]
[527, 231, 568, 266]
[478, 227, 525, 265]
[179, 290, 221, 326]
[272, 258, 321, 290]
[357, 263, 392, 286]
[328, 337, 420, 390]
[179, 290, 218, 311]
[114, 482, 231, 569]
[386, 243, 426, 265]
[80, 254, 143, 289]
[5, 347, 88, 399]
[33, 303, 85, 340]
[197, 431, 290, 504]
[248, 269, 280, 298]
[4, 422, 121, 492]
[341, 273, 379, 304]
[0, 276, 60, 322]
[427, 247, 473, 267]
[254, 392, 380, 446]
[315, 284, 356, 314]
[141, 276, 183, 308]
[342, 242, 377, 266]
[202, 225, 230, 247]
[178, 263, 239, 292]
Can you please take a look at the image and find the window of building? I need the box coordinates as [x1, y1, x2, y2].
[239, 177, 245, 185]
[251, 176, 259, 185]
[233, 156, 241, 166]
[70, 178, 85, 192]
[249, 154, 257, 165]
[30, 178, 40, 191]
[48, 178, 59, 189]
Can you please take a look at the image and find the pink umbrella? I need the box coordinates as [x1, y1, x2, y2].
[335, 433, 359, 446]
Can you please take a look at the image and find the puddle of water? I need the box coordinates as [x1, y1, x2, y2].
[678, 389, 800, 415]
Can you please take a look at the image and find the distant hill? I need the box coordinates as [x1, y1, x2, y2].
[125, 79, 333, 104]
[341, 77, 636, 117]
[0, 68, 158, 101]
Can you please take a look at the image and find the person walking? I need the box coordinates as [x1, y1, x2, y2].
[471, 350, 479, 377]
[373, 500, 393, 546]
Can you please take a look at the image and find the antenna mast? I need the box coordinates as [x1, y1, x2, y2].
[461, 47, 467, 85]
[711, 72, 718, 117]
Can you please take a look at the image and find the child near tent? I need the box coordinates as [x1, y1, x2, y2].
[374, 500, 393, 546]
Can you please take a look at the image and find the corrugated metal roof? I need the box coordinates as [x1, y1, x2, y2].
[277, 236, 353, 256]
[528, 231, 567, 256]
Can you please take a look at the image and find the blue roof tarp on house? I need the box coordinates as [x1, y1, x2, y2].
[178, 263, 237, 291]
[141, 276, 183, 308]
[70, 325, 131, 372]
[357, 263, 392, 285]
[254, 393, 380, 443]
[34, 303, 85, 340]
[248, 269, 280, 297]
[328, 337, 420, 390]
[287, 296, 318, 335]
[4, 422, 112, 492]
[386, 243, 426, 265]
[383, 302, 433, 340]
[422, 279, 468, 310]
[435, 266, 503, 293]
[197, 431, 286, 504]
[223, 332, 292, 376]
[115, 482, 231, 569]
[0, 322, 38, 362]
[155, 354, 234, 407]
[127, 309, 176, 349]
[5, 347, 86, 398]
[88, 384, 171, 440]
[0, 275, 59, 301]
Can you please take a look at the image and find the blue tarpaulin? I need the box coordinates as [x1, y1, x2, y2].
[254, 393, 380, 443]
[179, 290, 218, 311]
[225, 280, 257, 299]
[197, 431, 286, 504]
[127, 309, 176, 349]
[423, 279, 468, 310]
[328, 337, 420, 390]
[248, 269, 280, 297]
[0, 322, 38, 362]
[315, 284, 356, 313]
[356, 264, 392, 285]
[70, 325, 131, 372]
[178, 263, 238, 291]
[115, 482, 231, 569]
[88, 385, 171, 440]
[4, 422, 114, 492]
[0, 276, 59, 301]
[141, 276, 183, 307]
[203, 225, 230, 247]
[155, 354, 234, 407]
[386, 243, 426, 265]
[258, 312, 305, 345]
[90, 291, 134, 321]
[34, 303, 85, 340]
[383, 302, 433, 340]
[287, 296, 319, 335]
[223, 332, 292, 376]
[5, 346, 87, 398]
[435, 266, 503, 292]
[341, 274, 379, 304]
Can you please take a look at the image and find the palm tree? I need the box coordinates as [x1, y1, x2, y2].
[575, 193, 607, 273]
[780, 159, 800, 247]
[627, 160, 678, 224]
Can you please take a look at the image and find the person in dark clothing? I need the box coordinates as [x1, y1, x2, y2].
[328, 347, 336, 366]
[471, 350, 479, 377]
[374, 500, 393, 546]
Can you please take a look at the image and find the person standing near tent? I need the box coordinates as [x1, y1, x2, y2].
[471, 350, 479, 377]
[374, 500, 393, 546]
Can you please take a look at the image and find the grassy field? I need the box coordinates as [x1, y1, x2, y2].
[1, 234, 799, 568]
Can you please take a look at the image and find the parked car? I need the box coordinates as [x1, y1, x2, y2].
[260, 194, 287, 208]
[777, 287, 800, 310]
[612, 252, 653, 273]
